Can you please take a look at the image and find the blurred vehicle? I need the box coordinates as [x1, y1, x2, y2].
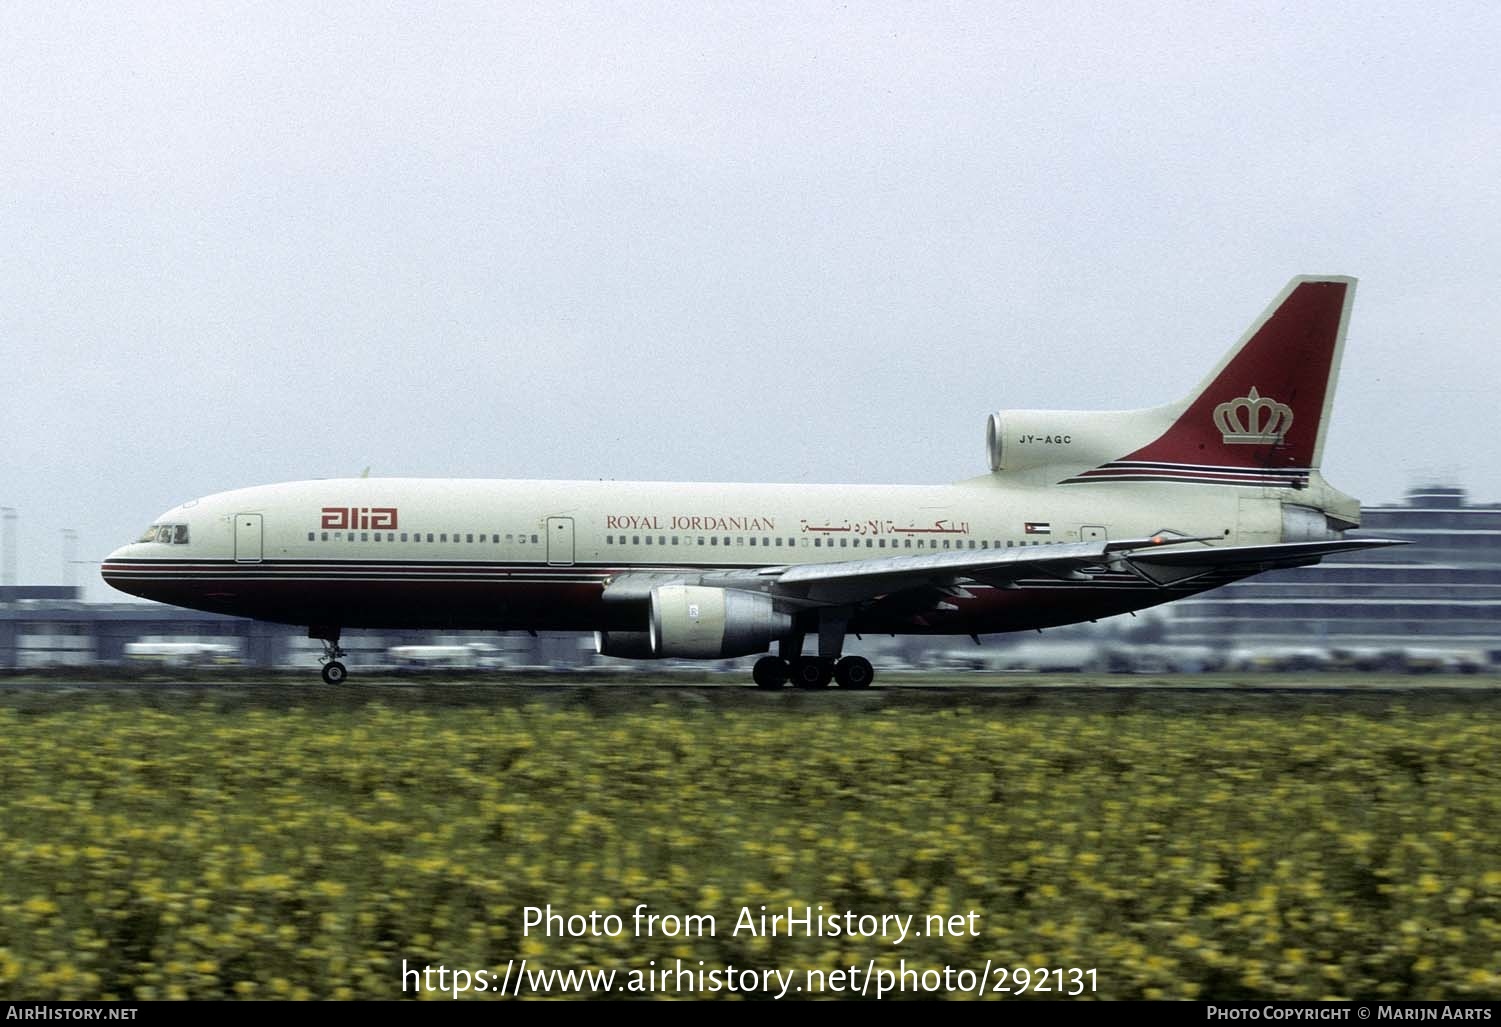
[992, 641, 1102, 673]
[1226, 645, 1332, 672]
[124, 641, 240, 667]
[388, 642, 503, 670]
[1098, 644, 1223, 674]
[1391, 647, 1488, 674]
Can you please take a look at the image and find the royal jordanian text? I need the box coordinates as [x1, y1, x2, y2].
[605, 514, 776, 532]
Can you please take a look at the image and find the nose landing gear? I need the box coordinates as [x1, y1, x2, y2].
[311, 626, 348, 684]
[321, 658, 348, 685]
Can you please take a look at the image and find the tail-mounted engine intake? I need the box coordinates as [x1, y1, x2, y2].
[649, 585, 792, 659]
[986, 409, 1153, 474]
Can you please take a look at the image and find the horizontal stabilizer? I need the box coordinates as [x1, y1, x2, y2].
[1128, 537, 1408, 567]
[1124, 537, 1409, 585]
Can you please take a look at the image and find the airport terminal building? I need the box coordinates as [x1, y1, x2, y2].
[1163, 485, 1501, 662]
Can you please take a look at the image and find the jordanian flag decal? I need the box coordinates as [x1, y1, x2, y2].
[1024, 522, 1051, 535]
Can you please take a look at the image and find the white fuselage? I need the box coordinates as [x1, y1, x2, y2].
[102, 475, 1272, 637]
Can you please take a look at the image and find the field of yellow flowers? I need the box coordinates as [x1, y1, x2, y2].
[1, 683, 1498, 1000]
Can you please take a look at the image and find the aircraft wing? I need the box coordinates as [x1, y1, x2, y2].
[739, 535, 1408, 605]
[604, 536, 1409, 608]
[763, 538, 1129, 605]
[602, 539, 1144, 606]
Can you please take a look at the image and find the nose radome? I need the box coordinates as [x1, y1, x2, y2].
[100, 544, 141, 596]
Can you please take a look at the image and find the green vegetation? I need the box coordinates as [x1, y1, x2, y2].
[1, 685, 1497, 1000]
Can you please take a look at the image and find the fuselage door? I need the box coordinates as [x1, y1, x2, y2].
[234, 513, 263, 564]
[547, 516, 575, 566]
[1081, 524, 1107, 543]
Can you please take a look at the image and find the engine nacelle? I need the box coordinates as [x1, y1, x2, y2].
[594, 631, 659, 659]
[986, 409, 1153, 473]
[649, 585, 792, 659]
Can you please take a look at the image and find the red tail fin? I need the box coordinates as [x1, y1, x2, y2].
[1118, 277, 1354, 477]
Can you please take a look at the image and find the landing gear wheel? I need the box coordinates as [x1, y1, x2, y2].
[321, 661, 348, 685]
[835, 656, 874, 689]
[791, 657, 829, 690]
[752, 656, 789, 689]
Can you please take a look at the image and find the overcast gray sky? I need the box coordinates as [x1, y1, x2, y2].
[3, 2, 1498, 599]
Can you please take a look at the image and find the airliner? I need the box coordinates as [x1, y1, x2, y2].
[103, 276, 1404, 688]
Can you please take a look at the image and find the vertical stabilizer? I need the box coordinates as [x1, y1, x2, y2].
[1062, 276, 1355, 487]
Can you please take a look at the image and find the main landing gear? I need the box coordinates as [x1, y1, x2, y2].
[752, 610, 874, 690]
[311, 626, 348, 684]
[752, 655, 874, 689]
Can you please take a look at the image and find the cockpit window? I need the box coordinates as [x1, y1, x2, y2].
[139, 523, 191, 544]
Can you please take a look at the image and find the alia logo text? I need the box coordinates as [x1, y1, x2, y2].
[321, 507, 399, 530]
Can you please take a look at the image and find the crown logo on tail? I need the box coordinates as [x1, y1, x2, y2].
[1214, 386, 1294, 445]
